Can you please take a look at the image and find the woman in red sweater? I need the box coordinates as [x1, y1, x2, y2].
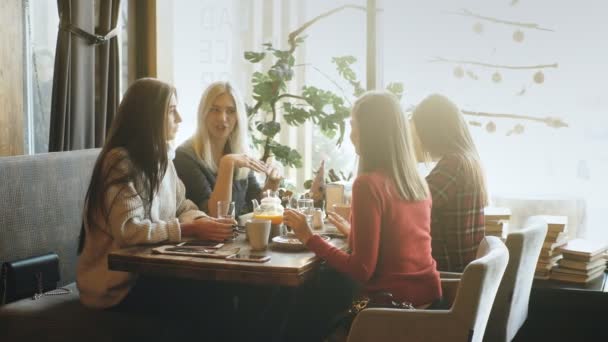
[285, 91, 442, 310]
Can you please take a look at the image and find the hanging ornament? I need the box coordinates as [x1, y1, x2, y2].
[534, 70, 545, 84]
[486, 121, 496, 133]
[473, 22, 484, 34]
[506, 123, 525, 136]
[466, 70, 479, 80]
[513, 29, 525, 42]
[492, 72, 502, 83]
[453, 66, 464, 78]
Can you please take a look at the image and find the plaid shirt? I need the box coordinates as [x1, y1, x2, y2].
[427, 154, 485, 272]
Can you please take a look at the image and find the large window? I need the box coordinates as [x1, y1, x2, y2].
[381, 0, 608, 241]
[162, 0, 606, 242]
[24, 0, 59, 154]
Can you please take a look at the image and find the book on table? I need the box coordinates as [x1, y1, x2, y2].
[549, 267, 605, 284]
[538, 247, 562, 259]
[559, 239, 608, 261]
[543, 238, 569, 250]
[545, 230, 568, 243]
[484, 207, 511, 222]
[558, 258, 606, 271]
[552, 264, 605, 277]
[535, 215, 568, 233]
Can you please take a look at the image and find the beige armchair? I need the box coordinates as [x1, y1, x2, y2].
[347, 236, 509, 342]
[441, 217, 548, 341]
[483, 216, 548, 341]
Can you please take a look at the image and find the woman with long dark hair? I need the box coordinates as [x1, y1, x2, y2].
[77, 78, 235, 309]
[411, 94, 488, 272]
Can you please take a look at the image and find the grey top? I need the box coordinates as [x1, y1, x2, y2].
[174, 139, 262, 216]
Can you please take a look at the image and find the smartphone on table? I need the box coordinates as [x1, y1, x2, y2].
[226, 254, 271, 263]
[177, 241, 224, 249]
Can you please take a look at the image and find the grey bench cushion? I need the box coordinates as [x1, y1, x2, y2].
[0, 149, 100, 286]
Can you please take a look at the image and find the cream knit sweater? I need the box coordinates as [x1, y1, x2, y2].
[77, 148, 206, 308]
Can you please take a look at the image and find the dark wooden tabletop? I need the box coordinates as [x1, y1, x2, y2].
[108, 233, 347, 287]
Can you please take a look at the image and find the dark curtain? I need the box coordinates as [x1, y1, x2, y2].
[50, 0, 121, 151]
[96, 0, 121, 147]
[49, 0, 95, 152]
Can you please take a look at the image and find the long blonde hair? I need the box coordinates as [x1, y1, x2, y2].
[411, 94, 488, 205]
[192, 81, 249, 180]
[353, 91, 429, 201]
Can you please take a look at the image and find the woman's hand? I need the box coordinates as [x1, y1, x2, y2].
[264, 163, 282, 191]
[184, 216, 236, 241]
[222, 154, 268, 174]
[283, 209, 314, 244]
[327, 211, 351, 237]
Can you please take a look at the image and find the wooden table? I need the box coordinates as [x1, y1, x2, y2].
[108, 234, 347, 287]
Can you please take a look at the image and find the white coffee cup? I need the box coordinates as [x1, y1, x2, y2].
[246, 219, 271, 251]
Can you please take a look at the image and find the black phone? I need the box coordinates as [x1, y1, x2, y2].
[178, 241, 224, 249]
[165, 247, 213, 254]
[226, 254, 271, 263]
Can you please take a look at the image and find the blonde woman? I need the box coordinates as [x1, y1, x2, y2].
[285, 91, 442, 336]
[174, 81, 281, 217]
[411, 94, 488, 272]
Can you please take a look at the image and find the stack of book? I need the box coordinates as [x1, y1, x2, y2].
[485, 207, 511, 239]
[550, 239, 607, 284]
[535, 216, 569, 280]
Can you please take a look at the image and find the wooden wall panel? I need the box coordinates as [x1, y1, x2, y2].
[0, 0, 25, 156]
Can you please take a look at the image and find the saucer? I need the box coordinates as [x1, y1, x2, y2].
[271, 234, 330, 251]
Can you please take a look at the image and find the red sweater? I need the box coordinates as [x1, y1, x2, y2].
[307, 172, 441, 306]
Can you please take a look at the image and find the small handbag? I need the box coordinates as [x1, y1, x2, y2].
[1, 253, 70, 305]
[326, 292, 415, 340]
[349, 292, 415, 315]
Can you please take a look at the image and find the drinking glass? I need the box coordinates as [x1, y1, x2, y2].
[217, 200, 235, 220]
[297, 198, 315, 228]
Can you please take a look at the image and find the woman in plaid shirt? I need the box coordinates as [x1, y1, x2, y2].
[412, 94, 488, 272]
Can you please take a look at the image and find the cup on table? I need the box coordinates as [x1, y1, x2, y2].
[217, 200, 235, 220]
[312, 208, 324, 230]
[246, 219, 271, 251]
[332, 203, 351, 221]
[297, 198, 315, 228]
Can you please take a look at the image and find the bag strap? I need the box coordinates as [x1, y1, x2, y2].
[31, 271, 71, 301]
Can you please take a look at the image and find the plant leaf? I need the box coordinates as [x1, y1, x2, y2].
[244, 51, 266, 63]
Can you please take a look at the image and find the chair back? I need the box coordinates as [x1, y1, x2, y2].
[483, 217, 548, 341]
[452, 236, 509, 342]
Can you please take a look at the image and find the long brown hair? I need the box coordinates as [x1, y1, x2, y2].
[411, 94, 488, 205]
[78, 78, 175, 253]
[353, 91, 429, 201]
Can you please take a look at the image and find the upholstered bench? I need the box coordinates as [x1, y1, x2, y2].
[0, 150, 186, 341]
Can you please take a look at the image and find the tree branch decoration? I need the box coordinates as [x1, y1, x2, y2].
[429, 57, 558, 71]
[244, 5, 402, 169]
[429, 5, 567, 136]
[443, 9, 555, 32]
